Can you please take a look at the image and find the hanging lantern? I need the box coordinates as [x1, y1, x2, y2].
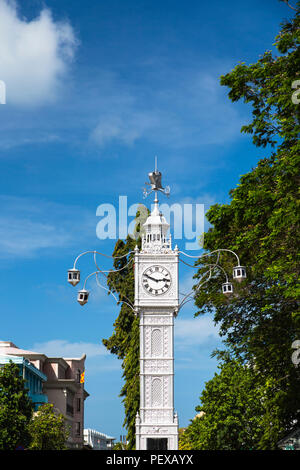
[68, 268, 80, 286]
[77, 289, 89, 306]
[222, 282, 233, 296]
[233, 266, 247, 283]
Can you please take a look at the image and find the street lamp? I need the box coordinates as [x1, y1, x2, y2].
[233, 265, 247, 282]
[67, 268, 80, 286]
[77, 288, 89, 306]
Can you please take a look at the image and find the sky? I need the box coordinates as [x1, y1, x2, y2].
[0, 0, 293, 440]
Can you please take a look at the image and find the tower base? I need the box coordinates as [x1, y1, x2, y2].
[136, 416, 179, 450]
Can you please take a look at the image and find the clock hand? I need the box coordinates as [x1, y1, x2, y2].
[152, 276, 169, 283]
[145, 273, 170, 283]
[144, 274, 159, 282]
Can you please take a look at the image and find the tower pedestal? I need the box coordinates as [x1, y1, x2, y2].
[135, 308, 179, 450]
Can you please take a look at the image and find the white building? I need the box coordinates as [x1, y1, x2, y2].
[83, 428, 115, 450]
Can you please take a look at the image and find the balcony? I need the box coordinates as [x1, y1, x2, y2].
[29, 393, 48, 405]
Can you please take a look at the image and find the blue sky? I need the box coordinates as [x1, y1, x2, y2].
[0, 0, 292, 439]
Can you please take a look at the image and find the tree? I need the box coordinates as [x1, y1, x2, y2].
[28, 403, 69, 450]
[113, 441, 128, 450]
[193, 2, 300, 448]
[0, 362, 33, 450]
[102, 206, 148, 449]
[179, 359, 283, 450]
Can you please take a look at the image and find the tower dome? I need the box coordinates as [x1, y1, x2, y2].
[142, 196, 172, 253]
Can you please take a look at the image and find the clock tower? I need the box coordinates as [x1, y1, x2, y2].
[134, 166, 179, 450]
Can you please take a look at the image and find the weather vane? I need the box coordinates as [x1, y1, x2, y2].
[143, 156, 170, 198]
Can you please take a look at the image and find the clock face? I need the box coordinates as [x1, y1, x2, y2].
[142, 265, 172, 296]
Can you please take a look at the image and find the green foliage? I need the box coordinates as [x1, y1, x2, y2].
[190, 3, 300, 449]
[28, 403, 68, 450]
[0, 362, 33, 450]
[113, 441, 128, 450]
[119, 316, 140, 448]
[179, 360, 285, 450]
[102, 206, 148, 449]
[220, 4, 300, 150]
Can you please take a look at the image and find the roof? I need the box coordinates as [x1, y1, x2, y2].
[143, 202, 169, 228]
[84, 428, 115, 440]
[0, 341, 46, 359]
[0, 342, 86, 362]
[0, 354, 47, 381]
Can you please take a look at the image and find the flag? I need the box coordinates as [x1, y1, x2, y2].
[80, 371, 85, 383]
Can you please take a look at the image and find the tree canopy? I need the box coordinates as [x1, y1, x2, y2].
[0, 362, 33, 450]
[28, 403, 68, 450]
[0, 362, 69, 450]
[179, 359, 284, 450]
[187, 2, 300, 449]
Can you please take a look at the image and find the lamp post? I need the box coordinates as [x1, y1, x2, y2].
[67, 163, 246, 450]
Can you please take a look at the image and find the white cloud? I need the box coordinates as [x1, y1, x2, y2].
[175, 316, 219, 346]
[90, 65, 244, 149]
[92, 112, 160, 147]
[31, 339, 108, 358]
[0, 0, 77, 106]
[0, 195, 95, 258]
[0, 218, 70, 257]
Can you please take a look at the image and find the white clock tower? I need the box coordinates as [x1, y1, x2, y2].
[135, 166, 179, 451]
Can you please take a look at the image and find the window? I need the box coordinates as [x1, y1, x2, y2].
[151, 329, 162, 357]
[75, 422, 81, 436]
[66, 391, 74, 416]
[66, 403, 74, 416]
[152, 378, 162, 406]
[76, 398, 81, 412]
[76, 369, 81, 383]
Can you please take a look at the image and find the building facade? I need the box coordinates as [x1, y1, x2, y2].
[83, 429, 115, 450]
[277, 428, 300, 450]
[0, 341, 89, 449]
[0, 353, 48, 411]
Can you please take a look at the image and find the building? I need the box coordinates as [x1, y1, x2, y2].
[277, 428, 300, 450]
[0, 341, 89, 449]
[0, 353, 48, 411]
[83, 429, 115, 450]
